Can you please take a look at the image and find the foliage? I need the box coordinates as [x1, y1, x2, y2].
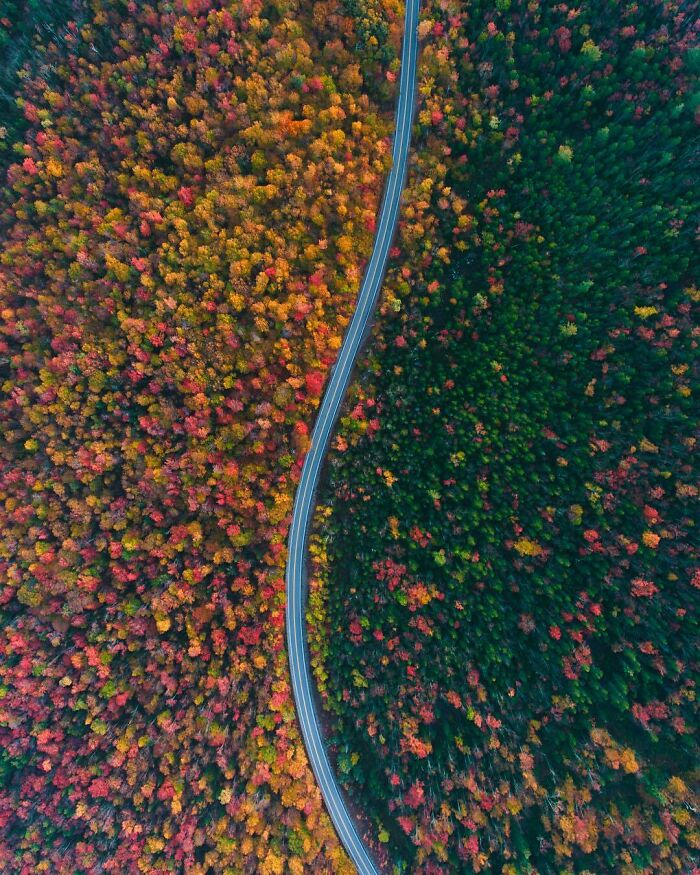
[313, 1, 699, 872]
[0, 0, 398, 870]
[0, 0, 87, 166]
[341, 0, 402, 100]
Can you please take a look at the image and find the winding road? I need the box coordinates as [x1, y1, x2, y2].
[285, 1, 420, 872]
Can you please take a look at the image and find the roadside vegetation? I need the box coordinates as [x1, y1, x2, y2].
[312, 1, 699, 871]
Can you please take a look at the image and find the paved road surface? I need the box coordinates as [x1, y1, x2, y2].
[285, 1, 420, 872]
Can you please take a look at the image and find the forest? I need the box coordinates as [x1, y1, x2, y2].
[311, 0, 699, 872]
[0, 0, 401, 871]
[0, 1, 91, 166]
[0, 0, 697, 872]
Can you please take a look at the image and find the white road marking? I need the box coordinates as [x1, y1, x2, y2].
[285, 1, 420, 872]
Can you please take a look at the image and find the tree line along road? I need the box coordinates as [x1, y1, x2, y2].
[285, 0, 421, 872]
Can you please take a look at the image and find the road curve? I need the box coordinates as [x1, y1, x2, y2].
[285, 1, 420, 873]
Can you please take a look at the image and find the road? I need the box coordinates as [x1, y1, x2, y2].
[285, 1, 420, 873]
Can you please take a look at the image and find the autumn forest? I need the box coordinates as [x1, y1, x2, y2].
[0, 1, 697, 874]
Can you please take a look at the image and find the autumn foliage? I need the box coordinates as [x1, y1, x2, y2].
[0, 0, 403, 870]
[0, 1, 89, 166]
[311, 1, 699, 872]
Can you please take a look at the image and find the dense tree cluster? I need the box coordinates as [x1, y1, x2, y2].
[0, 0, 400, 871]
[341, 0, 402, 100]
[0, 0, 88, 166]
[312, 1, 699, 872]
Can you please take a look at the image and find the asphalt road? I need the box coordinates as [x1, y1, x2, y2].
[285, 1, 420, 872]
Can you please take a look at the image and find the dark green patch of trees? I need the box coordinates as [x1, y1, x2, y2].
[0, 0, 86, 166]
[317, 1, 698, 871]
